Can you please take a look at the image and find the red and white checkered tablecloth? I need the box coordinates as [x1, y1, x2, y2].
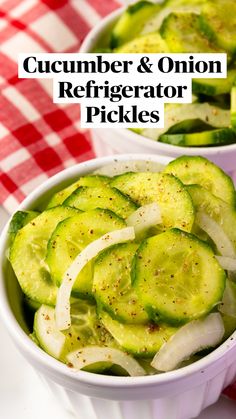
[0, 0, 236, 401]
[0, 0, 120, 213]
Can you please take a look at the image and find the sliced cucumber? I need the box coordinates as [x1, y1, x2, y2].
[47, 175, 110, 209]
[133, 229, 226, 325]
[193, 68, 236, 96]
[164, 156, 236, 207]
[111, 172, 194, 232]
[10, 206, 79, 305]
[63, 186, 138, 219]
[187, 184, 236, 251]
[9, 210, 39, 244]
[200, 0, 236, 54]
[160, 12, 222, 53]
[47, 209, 126, 298]
[221, 313, 236, 339]
[141, 103, 231, 141]
[34, 300, 115, 372]
[141, 0, 206, 35]
[231, 86, 236, 129]
[111, 1, 160, 48]
[115, 33, 170, 53]
[34, 305, 66, 359]
[160, 128, 236, 147]
[100, 311, 177, 357]
[93, 243, 148, 324]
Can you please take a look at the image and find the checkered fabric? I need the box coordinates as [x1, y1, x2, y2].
[0, 0, 120, 212]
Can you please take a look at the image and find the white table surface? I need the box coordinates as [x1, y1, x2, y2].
[0, 206, 235, 419]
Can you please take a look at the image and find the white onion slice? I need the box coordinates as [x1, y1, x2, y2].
[219, 280, 236, 318]
[94, 160, 164, 177]
[56, 227, 135, 330]
[126, 203, 162, 235]
[216, 256, 236, 272]
[151, 313, 224, 372]
[195, 211, 236, 258]
[35, 305, 65, 358]
[67, 346, 146, 376]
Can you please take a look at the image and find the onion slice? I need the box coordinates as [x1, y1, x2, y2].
[195, 211, 236, 258]
[151, 313, 224, 372]
[219, 279, 236, 318]
[216, 256, 236, 272]
[67, 346, 146, 376]
[94, 160, 164, 177]
[56, 227, 135, 330]
[126, 203, 162, 235]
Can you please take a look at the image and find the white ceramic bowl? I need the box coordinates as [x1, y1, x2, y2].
[0, 154, 236, 419]
[80, 8, 236, 173]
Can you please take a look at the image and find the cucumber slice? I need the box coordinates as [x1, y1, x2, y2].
[133, 229, 226, 325]
[100, 311, 177, 357]
[34, 300, 115, 372]
[10, 206, 79, 305]
[141, 103, 231, 141]
[141, 0, 207, 35]
[193, 68, 236, 96]
[160, 12, 223, 53]
[164, 156, 236, 207]
[93, 243, 148, 324]
[9, 210, 40, 244]
[111, 172, 194, 232]
[200, 0, 236, 54]
[231, 86, 236, 129]
[47, 175, 110, 209]
[221, 313, 236, 339]
[47, 209, 126, 298]
[160, 128, 236, 147]
[187, 184, 236, 251]
[63, 186, 138, 219]
[115, 33, 170, 53]
[111, 1, 160, 48]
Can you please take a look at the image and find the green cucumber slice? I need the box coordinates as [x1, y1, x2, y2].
[221, 313, 236, 339]
[164, 156, 236, 207]
[115, 33, 170, 53]
[160, 12, 223, 53]
[63, 186, 138, 219]
[9, 210, 40, 244]
[47, 175, 110, 208]
[133, 229, 226, 325]
[141, 103, 231, 141]
[111, 172, 194, 232]
[231, 86, 236, 129]
[111, 1, 160, 48]
[93, 243, 148, 324]
[100, 311, 177, 357]
[160, 128, 236, 147]
[200, 0, 236, 54]
[46, 209, 126, 298]
[34, 301, 115, 372]
[187, 184, 236, 251]
[193, 69, 236, 96]
[10, 206, 79, 305]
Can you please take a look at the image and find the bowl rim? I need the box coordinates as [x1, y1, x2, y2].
[0, 153, 236, 389]
[80, 7, 236, 155]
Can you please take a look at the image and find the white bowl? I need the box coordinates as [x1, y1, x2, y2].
[80, 8, 236, 173]
[0, 154, 236, 419]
